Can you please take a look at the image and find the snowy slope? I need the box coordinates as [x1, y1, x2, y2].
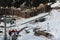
[51, 1, 60, 8]
[0, 4, 60, 40]
[0, 9, 59, 40]
[0, 9, 60, 40]
[14, 9, 60, 40]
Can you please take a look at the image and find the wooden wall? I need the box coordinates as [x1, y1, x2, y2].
[0, 8, 39, 18]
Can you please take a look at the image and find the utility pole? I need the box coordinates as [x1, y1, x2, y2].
[4, 8, 7, 40]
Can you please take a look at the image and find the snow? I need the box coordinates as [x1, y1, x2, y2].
[0, 22, 5, 26]
[16, 13, 49, 25]
[1, 3, 60, 40]
[51, 1, 60, 8]
[15, 9, 60, 40]
[0, 9, 60, 40]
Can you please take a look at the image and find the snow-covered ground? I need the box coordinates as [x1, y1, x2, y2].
[0, 2, 60, 40]
[0, 9, 60, 40]
[8, 9, 60, 40]
[51, 1, 60, 8]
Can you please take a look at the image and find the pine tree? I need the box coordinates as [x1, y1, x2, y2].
[0, 0, 13, 7]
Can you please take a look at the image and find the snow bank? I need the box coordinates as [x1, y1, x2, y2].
[51, 1, 60, 8]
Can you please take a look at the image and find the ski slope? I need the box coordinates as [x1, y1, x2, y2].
[0, 2, 60, 40]
[0, 9, 60, 40]
[14, 9, 60, 40]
